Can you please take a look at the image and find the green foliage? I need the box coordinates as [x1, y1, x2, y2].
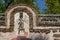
[0, 0, 38, 13]
[46, 0, 60, 14]
[0, 0, 6, 13]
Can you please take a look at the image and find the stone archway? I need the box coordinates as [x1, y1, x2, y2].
[4, 3, 37, 32]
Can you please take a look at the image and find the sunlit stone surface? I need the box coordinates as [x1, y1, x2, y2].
[0, 4, 60, 40]
[23, 12, 29, 37]
[14, 12, 20, 36]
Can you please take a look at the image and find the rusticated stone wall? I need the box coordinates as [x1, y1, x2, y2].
[0, 3, 37, 40]
[0, 3, 37, 32]
[0, 3, 60, 40]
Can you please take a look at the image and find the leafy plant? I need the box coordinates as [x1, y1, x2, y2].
[0, 0, 38, 13]
[46, 0, 60, 14]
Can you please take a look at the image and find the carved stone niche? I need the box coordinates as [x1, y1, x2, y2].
[0, 3, 37, 32]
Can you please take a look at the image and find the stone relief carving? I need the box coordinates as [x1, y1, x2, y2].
[0, 3, 37, 32]
[37, 14, 60, 26]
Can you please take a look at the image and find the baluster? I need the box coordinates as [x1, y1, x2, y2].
[57, 29, 59, 33]
[49, 30, 54, 40]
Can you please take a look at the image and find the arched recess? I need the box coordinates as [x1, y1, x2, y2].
[0, 3, 37, 32]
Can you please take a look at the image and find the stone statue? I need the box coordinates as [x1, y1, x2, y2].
[18, 12, 24, 34]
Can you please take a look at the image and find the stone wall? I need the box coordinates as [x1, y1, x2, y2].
[0, 14, 60, 40]
[0, 32, 16, 40]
